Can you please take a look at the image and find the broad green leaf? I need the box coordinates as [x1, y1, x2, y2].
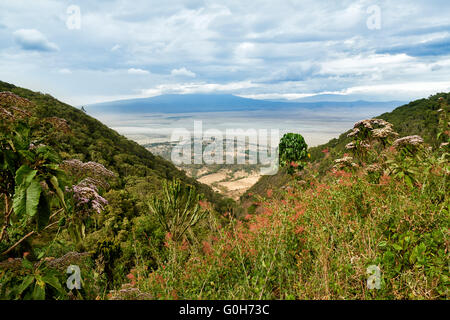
[12, 124, 30, 150]
[49, 175, 66, 210]
[18, 149, 35, 162]
[42, 274, 65, 295]
[13, 166, 37, 219]
[13, 185, 27, 217]
[26, 178, 42, 218]
[16, 276, 35, 296]
[36, 145, 60, 163]
[15, 165, 37, 186]
[13, 166, 40, 218]
[31, 282, 45, 300]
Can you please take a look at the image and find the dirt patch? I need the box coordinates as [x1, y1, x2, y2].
[219, 174, 260, 191]
[197, 170, 228, 185]
[191, 168, 261, 200]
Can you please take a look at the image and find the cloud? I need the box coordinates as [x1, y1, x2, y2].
[13, 29, 59, 52]
[141, 81, 255, 96]
[261, 63, 321, 83]
[171, 67, 196, 77]
[58, 68, 72, 74]
[240, 81, 450, 101]
[377, 36, 450, 57]
[239, 93, 316, 100]
[111, 44, 121, 51]
[392, 24, 450, 37]
[318, 54, 415, 76]
[127, 68, 149, 75]
[2, 0, 450, 104]
[335, 81, 450, 96]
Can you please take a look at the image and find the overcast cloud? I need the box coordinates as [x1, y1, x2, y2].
[0, 0, 449, 105]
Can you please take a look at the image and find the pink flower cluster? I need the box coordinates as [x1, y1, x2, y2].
[0, 92, 32, 124]
[69, 179, 108, 214]
[61, 159, 115, 189]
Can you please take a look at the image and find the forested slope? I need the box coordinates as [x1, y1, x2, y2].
[0, 80, 231, 210]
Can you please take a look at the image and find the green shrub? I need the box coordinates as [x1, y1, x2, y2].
[279, 133, 308, 174]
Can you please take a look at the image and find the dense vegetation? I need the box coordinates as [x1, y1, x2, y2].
[243, 93, 450, 202]
[0, 81, 232, 298]
[309, 93, 450, 174]
[0, 83, 448, 300]
[136, 97, 448, 299]
[0, 81, 229, 205]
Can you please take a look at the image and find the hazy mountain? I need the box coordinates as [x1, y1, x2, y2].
[86, 93, 403, 114]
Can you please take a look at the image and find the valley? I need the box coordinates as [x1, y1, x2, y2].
[0, 80, 448, 301]
[144, 140, 263, 199]
[1, 0, 449, 305]
[88, 96, 402, 199]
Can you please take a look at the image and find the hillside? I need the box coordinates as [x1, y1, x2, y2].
[0, 80, 231, 210]
[1, 85, 448, 300]
[309, 92, 450, 169]
[0, 80, 237, 297]
[242, 92, 450, 203]
[131, 94, 447, 299]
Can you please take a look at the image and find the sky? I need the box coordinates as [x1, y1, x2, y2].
[0, 0, 449, 105]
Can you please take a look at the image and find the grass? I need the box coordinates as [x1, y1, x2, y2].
[126, 149, 448, 299]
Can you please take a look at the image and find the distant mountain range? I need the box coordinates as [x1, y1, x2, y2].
[85, 93, 404, 114]
[280, 93, 390, 103]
